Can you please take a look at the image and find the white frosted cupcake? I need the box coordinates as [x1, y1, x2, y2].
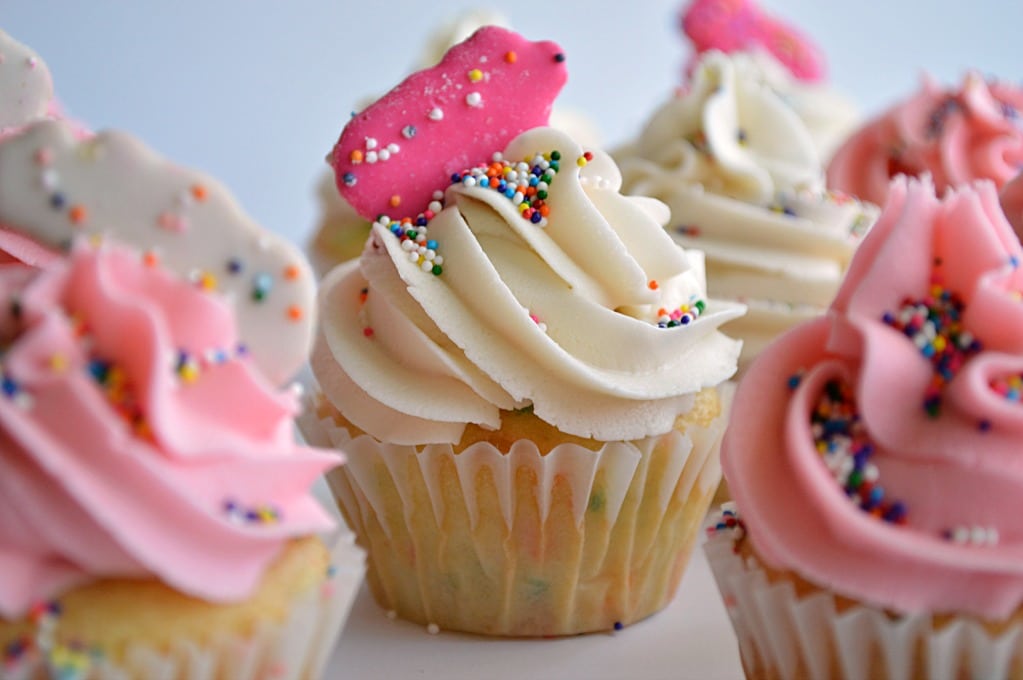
[303, 26, 744, 636]
[616, 50, 877, 369]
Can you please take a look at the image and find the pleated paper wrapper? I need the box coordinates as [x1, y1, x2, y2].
[3, 532, 364, 680]
[299, 389, 730, 637]
[704, 530, 1023, 680]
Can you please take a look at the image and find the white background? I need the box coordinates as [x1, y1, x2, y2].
[5, 2, 1021, 677]
[6, 0, 1023, 248]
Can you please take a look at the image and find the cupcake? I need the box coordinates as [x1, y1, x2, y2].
[616, 50, 877, 370]
[828, 72, 1023, 207]
[709, 176, 1023, 678]
[302, 26, 744, 636]
[679, 0, 859, 161]
[307, 13, 602, 276]
[0, 120, 363, 678]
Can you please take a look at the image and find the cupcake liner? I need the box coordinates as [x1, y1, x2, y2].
[704, 530, 1023, 680]
[3, 533, 364, 680]
[301, 391, 728, 636]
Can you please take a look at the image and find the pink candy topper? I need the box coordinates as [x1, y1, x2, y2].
[330, 26, 567, 221]
[680, 0, 825, 82]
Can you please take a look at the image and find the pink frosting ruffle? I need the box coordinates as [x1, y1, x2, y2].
[827, 75, 1023, 207]
[723, 177, 1023, 619]
[0, 242, 336, 619]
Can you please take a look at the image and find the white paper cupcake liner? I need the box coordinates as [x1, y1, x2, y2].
[704, 528, 1023, 680]
[2, 532, 364, 680]
[300, 389, 728, 636]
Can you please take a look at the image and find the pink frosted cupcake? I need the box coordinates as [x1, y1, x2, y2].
[709, 175, 1023, 678]
[0, 119, 363, 678]
[828, 73, 1023, 207]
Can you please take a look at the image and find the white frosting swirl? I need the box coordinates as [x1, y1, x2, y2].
[313, 126, 743, 444]
[616, 51, 876, 367]
[735, 50, 860, 161]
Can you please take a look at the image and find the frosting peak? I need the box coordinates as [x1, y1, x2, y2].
[625, 51, 821, 205]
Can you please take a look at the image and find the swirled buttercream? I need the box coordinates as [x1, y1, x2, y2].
[0, 242, 336, 620]
[723, 177, 1023, 618]
[616, 50, 876, 366]
[828, 73, 1023, 207]
[313, 126, 743, 444]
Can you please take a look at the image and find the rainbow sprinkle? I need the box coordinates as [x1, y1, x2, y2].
[223, 499, 282, 525]
[656, 299, 706, 328]
[881, 282, 981, 417]
[991, 374, 1023, 402]
[705, 502, 744, 540]
[88, 357, 151, 439]
[811, 377, 907, 524]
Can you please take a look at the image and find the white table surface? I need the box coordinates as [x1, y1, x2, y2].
[324, 541, 744, 680]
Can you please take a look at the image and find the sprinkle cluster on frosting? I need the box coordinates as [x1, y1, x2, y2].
[450, 150, 564, 228]
[881, 280, 981, 417]
[655, 296, 706, 328]
[991, 373, 1023, 402]
[805, 375, 908, 524]
[223, 499, 282, 525]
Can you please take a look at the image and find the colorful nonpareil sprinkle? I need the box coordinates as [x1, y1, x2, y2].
[811, 378, 907, 524]
[991, 374, 1023, 402]
[88, 356, 151, 439]
[705, 502, 744, 540]
[881, 281, 981, 417]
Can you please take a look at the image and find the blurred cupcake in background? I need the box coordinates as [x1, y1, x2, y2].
[616, 48, 876, 370]
[679, 0, 859, 161]
[828, 72, 1023, 207]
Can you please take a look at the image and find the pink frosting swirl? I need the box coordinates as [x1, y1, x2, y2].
[828, 74, 1023, 207]
[723, 177, 1023, 618]
[0, 242, 336, 619]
